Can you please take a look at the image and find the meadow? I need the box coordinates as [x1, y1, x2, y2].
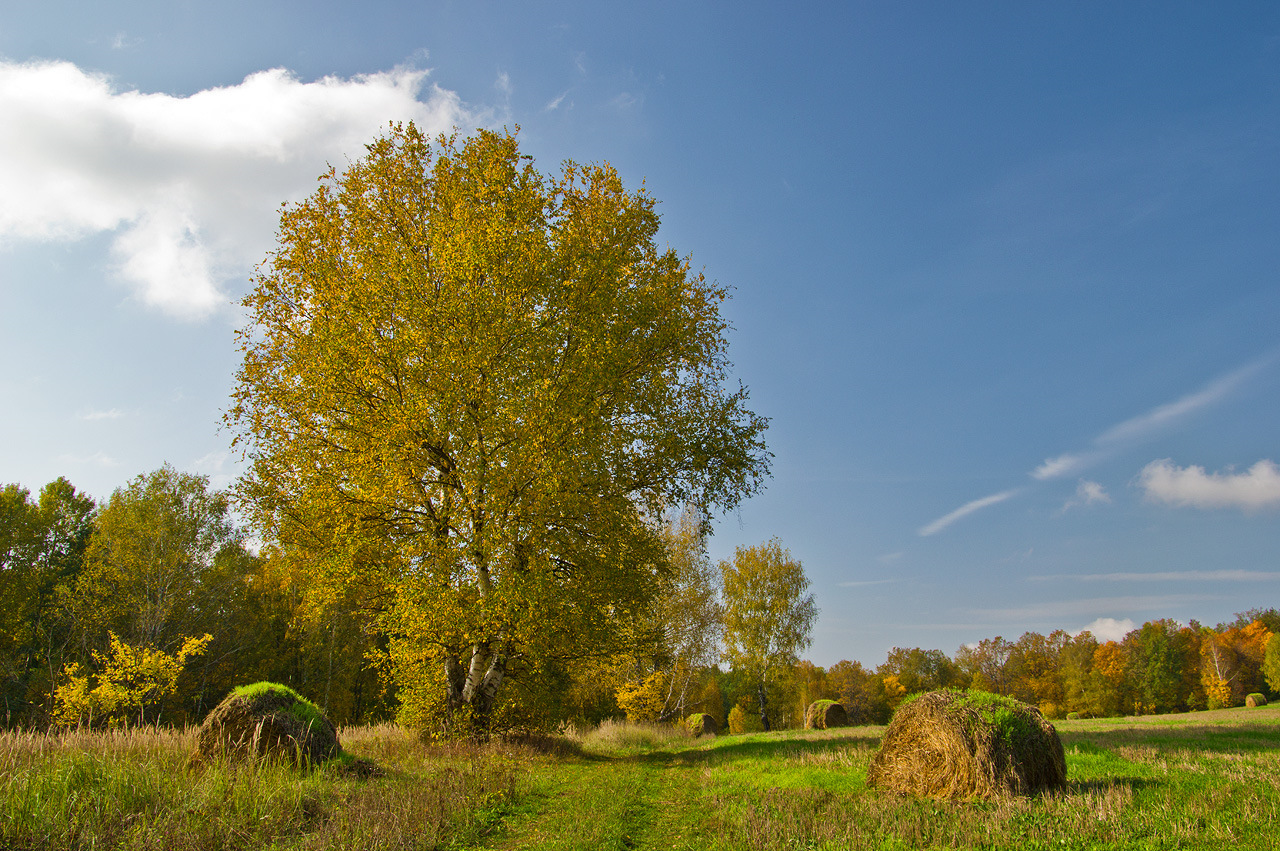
[3, 706, 1279, 850]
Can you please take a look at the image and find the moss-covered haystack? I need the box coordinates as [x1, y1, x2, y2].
[804, 699, 850, 730]
[867, 690, 1066, 800]
[196, 682, 340, 766]
[1246, 693, 1268, 708]
[685, 712, 718, 736]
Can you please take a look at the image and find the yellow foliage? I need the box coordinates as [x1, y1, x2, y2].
[616, 671, 669, 722]
[727, 702, 763, 734]
[53, 632, 211, 727]
[882, 674, 907, 708]
[228, 124, 770, 728]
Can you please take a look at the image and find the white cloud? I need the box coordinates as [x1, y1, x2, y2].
[1060, 479, 1111, 513]
[1032, 452, 1090, 481]
[918, 488, 1020, 537]
[545, 91, 569, 111]
[0, 61, 470, 319]
[191, 450, 236, 490]
[1076, 480, 1110, 504]
[1077, 617, 1136, 642]
[1139, 458, 1280, 511]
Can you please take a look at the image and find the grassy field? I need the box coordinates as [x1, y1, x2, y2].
[3, 706, 1279, 850]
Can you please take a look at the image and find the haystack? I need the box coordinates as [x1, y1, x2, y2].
[867, 690, 1066, 800]
[686, 712, 719, 736]
[804, 699, 850, 730]
[1246, 693, 1268, 708]
[197, 682, 339, 766]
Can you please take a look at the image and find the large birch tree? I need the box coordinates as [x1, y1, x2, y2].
[228, 125, 769, 730]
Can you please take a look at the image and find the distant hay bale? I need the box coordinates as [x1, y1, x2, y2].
[196, 682, 339, 766]
[686, 713, 718, 736]
[804, 699, 850, 730]
[867, 690, 1066, 800]
[1246, 693, 1267, 708]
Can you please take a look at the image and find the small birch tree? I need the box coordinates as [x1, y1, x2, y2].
[720, 539, 816, 731]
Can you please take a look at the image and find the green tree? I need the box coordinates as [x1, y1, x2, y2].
[720, 539, 816, 731]
[72, 466, 241, 651]
[1263, 633, 1280, 695]
[0, 478, 95, 725]
[827, 659, 889, 723]
[228, 125, 770, 731]
[877, 646, 966, 696]
[955, 636, 1014, 695]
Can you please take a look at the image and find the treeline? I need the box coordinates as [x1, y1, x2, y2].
[0, 467, 389, 728]
[781, 611, 1279, 727]
[4, 466, 1278, 731]
[576, 612, 1280, 733]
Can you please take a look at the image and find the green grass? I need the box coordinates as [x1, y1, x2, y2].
[229, 681, 331, 736]
[3, 706, 1279, 849]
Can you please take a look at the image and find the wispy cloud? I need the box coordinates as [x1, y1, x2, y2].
[57, 451, 121, 467]
[1097, 360, 1267, 445]
[78, 408, 125, 421]
[545, 91, 569, 111]
[1031, 569, 1280, 582]
[1031, 355, 1274, 483]
[0, 61, 469, 319]
[918, 489, 1020, 537]
[971, 594, 1211, 622]
[837, 578, 899, 588]
[1139, 458, 1280, 511]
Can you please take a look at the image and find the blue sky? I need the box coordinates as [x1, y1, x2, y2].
[3, 2, 1278, 668]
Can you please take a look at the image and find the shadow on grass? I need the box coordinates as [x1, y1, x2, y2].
[618, 728, 885, 766]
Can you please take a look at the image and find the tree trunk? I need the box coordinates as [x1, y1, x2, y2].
[757, 680, 771, 732]
[444, 641, 508, 736]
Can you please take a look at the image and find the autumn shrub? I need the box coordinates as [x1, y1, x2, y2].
[728, 703, 764, 735]
[53, 632, 211, 728]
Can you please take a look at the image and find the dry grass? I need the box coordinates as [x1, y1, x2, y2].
[563, 718, 693, 755]
[867, 690, 1067, 800]
[0, 723, 524, 851]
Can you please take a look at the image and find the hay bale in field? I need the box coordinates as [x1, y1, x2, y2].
[1246, 693, 1268, 708]
[686, 712, 718, 736]
[866, 690, 1066, 800]
[804, 699, 850, 730]
[196, 682, 339, 766]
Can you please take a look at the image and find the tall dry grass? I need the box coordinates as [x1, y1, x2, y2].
[0, 723, 524, 851]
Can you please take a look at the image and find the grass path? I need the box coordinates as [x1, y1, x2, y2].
[491, 750, 702, 850]
[477, 710, 1280, 851]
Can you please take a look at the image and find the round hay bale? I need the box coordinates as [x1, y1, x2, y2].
[197, 682, 339, 766]
[804, 699, 850, 730]
[867, 690, 1066, 800]
[686, 712, 718, 736]
[1246, 693, 1268, 708]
